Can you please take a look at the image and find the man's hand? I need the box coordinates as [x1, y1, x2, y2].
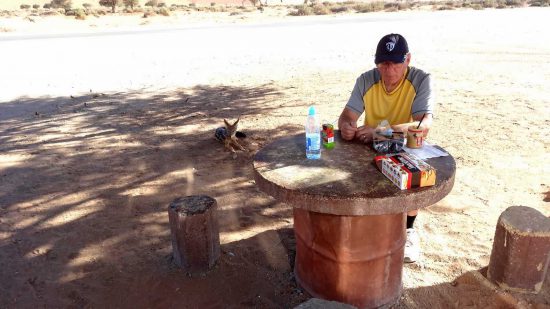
[391, 113, 433, 137]
[355, 126, 375, 143]
[338, 107, 360, 141]
[340, 121, 357, 140]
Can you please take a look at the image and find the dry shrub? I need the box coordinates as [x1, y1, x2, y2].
[353, 1, 384, 12]
[397, 2, 411, 9]
[529, 0, 549, 5]
[20, 4, 31, 9]
[472, 3, 483, 8]
[505, 0, 525, 6]
[0, 27, 14, 32]
[330, 5, 349, 12]
[143, 10, 155, 17]
[33, 4, 40, 9]
[482, 0, 497, 7]
[50, 0, 72, 9]
[145, 0, 158, 7]
[74, 8, 86, 19]
[437, 4, 455, 9]
[158, 7, 169, 15]
[313, 3, 331, 14]
[289, 5, 313, 15]
[40, 10, 59, 15]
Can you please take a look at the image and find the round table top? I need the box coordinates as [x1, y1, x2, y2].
[253, 132, 455, 216]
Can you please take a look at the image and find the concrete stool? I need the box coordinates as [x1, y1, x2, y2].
[168, 195, 220, 276]
[487, 206, 550, 293]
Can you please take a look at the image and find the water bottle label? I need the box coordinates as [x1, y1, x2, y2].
[307, 136, 320, 150]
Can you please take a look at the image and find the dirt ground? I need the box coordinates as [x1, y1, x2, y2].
[1, 4, 550, 309]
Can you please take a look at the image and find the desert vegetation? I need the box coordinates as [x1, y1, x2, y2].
[288, 0, 534, 15]
[1, 0, 546, 20]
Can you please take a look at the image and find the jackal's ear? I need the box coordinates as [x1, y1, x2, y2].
[233, 118, 240, 126]
[224, 119, 230, 127]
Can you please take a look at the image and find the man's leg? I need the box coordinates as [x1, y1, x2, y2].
[405, 210, 420, 263]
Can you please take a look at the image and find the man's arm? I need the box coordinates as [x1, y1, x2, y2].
[338, 107, 360, 140]
[391, 113, 433, 136]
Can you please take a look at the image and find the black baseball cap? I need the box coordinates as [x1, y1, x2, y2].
[374, 33, 409, 65]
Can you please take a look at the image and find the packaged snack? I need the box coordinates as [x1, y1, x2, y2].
[374, 153, 436, 190]
[322, 123, 335, 149]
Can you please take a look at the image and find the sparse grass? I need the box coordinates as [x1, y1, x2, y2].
[312, 3, 331, 14]
[397, 2, 412, 9]
[74, 7, 86, 19]
[158, 7, 169, 15]
[0, 0, 542, 22]
[288, 5, 313, 15]
[353, 1, 384, 12]
[330, 5, 350, 12]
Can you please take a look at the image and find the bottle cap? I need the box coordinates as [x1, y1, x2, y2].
[308, 106, 316, 116]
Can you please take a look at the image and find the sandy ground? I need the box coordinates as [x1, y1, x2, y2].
[1, 5, 550, 309]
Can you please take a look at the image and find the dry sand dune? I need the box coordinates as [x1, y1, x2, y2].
[1, 5, 549, 309]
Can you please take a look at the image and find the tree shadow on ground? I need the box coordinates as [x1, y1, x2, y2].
[0, 84, 305, 308]
[88, 228, 309, 308]
[402, 267, 550, 309]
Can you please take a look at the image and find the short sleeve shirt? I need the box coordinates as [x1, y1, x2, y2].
[345, 67, 434, 127]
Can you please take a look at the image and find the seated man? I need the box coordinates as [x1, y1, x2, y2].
[338, 33, 434, 263]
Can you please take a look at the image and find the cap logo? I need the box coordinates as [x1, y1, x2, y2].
[386, 42, 395, 52]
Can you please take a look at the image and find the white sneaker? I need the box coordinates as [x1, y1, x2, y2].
[404, 228, 420, 263]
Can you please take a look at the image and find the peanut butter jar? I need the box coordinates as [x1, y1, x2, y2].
[407, 126, 425, 148]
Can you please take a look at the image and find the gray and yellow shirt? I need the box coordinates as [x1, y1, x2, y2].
[345, 66, 434, 127]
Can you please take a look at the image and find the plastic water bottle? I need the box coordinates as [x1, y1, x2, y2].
[305, 106, 321, 159]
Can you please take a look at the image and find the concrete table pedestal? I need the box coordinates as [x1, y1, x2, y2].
[253, 132, 455, 309]
[294, 208, 405, 308]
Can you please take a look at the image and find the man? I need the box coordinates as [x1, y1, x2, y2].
[338, 33, 434, 263]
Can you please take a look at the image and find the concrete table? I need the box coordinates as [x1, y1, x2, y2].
[253, 132, 455, 309]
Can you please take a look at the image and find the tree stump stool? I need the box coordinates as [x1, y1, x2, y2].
[487, 206, 550, 293]
[168, 195, 220, 276]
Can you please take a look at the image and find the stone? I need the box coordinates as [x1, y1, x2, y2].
[487, 206, 550, 293]
[168, 195, 220, 276]
[294, 298, 358, 309]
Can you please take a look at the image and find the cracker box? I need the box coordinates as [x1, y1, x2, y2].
[374, 153, 436, 190]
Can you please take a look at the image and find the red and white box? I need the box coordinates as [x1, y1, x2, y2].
[374, 153, 436, 190]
